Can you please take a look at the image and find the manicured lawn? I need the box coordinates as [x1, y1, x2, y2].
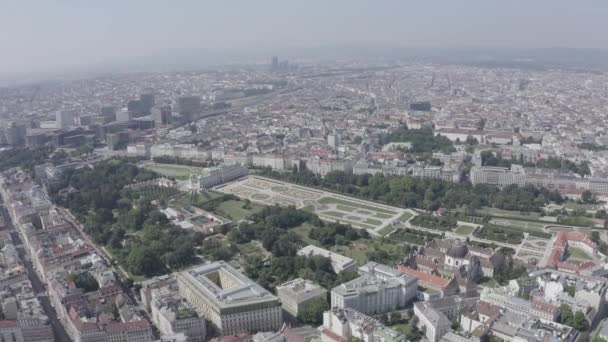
[323, 211, 347, 218]
[333, 219, 376, 230]
[142, 163, 208, 180]
[301, 205, 315, 212]
[489, 218, 546, 231]
[215, 200, 263, 221]
[563, 201, 602, 211]
[318, 197, 397, 215]
[560, 216, 596, 228]
[332, 241, 370, 265]
[398, 212, 413, 222]
[377, 225, 397, 236]
[477, 207, 541, 219]
[454, 225, 475, 236]
[336, 204, 357, 212]
[568, 247, 592, 261]
[374, 213, 394, 219]
[363, 218, 383, 226]
[292, 223, 319, 246]
[173, 191, 222, 207]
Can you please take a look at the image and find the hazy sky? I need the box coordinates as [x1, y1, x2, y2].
[2, 0, 608, 75]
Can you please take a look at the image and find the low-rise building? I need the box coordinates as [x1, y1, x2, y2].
[319, 307, 405, 342]
[297, 245, 358, 274]
[150, 293, 206, 341]
[189, 164, 248, 190]
[414, 301, 451, 342]
[276, 278, 327, 318]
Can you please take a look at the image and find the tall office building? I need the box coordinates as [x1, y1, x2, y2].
[101, 106, 116, 122]
[176, 261, 283, 335]
[177, 96, 202, 121]
[4, 122, 27, 146]
[327, 130, 342, 149]
[56, 110, 76, 129]
[151, 106, 171, 125]
[271, 56, 279, 70]
[116, 110, 133, 123]
[140, 93, 155, 115]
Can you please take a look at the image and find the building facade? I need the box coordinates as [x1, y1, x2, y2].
[176, 261, 283, 335]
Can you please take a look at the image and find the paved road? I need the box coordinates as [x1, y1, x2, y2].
[2, 206, 72, 342]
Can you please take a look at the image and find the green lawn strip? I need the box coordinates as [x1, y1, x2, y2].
[250, 176, 287, 186]
[377, 225, 397, 236]
[331, 242, 369, 265]
[292, 184, 325, 195]
[477, 207, 542, 219]
[143, 163, 206, 180]
[301, 205, 315, 212]
[363, 218, 383, 226]
[563, 201, 600, 211]
[374, 212, 394, 219]
[323, 211, 347, 218]
[474, 223, 534, 244]
[559, 216, 596, 228]
[336, 204, 358, 212]
[454, 225, 475, 236]
[215, 200, 263, 221]
[567, 247, 592, 261]
[318, 197, 397, 215]
[488, 217, 547, 231]
[398, 212, 413, 221]
[319, 214, 376, 230]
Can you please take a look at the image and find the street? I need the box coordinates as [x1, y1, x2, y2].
[2, 206, 72, 342]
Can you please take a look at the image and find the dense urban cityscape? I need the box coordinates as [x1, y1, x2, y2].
[3, 2, 608, 341]
[1, 54, 608, 342]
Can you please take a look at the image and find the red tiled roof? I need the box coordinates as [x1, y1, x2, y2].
[547, 231, 597, 273]
[531, 300, 557, 315]
[105, 320, 150, 334]
[415, 256, 439, 270]
[321, 328, 347, 342]
[397, 265, 451, 289]
[0, 321, 17, 328]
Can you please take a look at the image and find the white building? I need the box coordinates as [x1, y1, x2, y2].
[56, 110, 76, 129]
[331, 263, 417, 315]
[297, 245, 358, 274]
[116, 110, 132, 122]
[176, 261, 283, 335]
[276, 278, 327, 318]
[320, 307, 405, 342]
[327, 131, 342, 149]
[150, 294, 206, 341]
[252, 155, 287, 171]
[126, 143, 151, 158]
[150, 144, 210, 161]
[306, 158, 353, 177]
[190, 164, 248, 190]
[414, 302, 451, 342]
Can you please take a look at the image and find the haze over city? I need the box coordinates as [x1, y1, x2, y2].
[2, 0, 608, 77]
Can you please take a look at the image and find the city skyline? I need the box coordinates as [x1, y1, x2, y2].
[2, 0, 608, 77]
